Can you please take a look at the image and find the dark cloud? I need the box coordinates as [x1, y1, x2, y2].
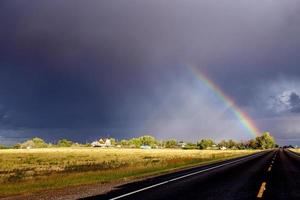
[289, 92, 300, 113]
[1, 0, 300, 144]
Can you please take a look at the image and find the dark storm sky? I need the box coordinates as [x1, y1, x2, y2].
[1, 0, 300, 145]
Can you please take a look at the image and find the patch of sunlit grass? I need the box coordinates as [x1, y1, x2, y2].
[289, 148, 300, 154]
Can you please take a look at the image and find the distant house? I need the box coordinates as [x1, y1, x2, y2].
[91, 141, 101, 147]
[91, 138, 112, 147]
[220, 146, 227, 150]
[178, 142, 186, 148]
[105, 139, 111, 147]
[140, 145, 151, 149]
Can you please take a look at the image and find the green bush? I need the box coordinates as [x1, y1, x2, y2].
[197, 139, 215, 149]
[57, 139, 73, 147]
[20, 137, 48, 148]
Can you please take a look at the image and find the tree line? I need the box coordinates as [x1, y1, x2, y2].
[2, 132, 276, 150]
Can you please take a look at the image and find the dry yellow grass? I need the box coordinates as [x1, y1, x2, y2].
[289, 148, 300, 153]
[0, 148, 259, 196]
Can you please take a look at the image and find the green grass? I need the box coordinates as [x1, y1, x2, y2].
[0, 148, 259, 197]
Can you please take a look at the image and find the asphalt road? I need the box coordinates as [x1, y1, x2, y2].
[82, 149, 300, 200]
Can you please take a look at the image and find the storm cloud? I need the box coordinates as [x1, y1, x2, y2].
[1, 0, 300, 145]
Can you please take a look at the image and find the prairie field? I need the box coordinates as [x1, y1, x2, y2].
[289, 148, 300, 153]
[0, 148, 258, 197]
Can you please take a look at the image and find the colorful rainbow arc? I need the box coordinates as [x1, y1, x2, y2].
[189, 65, 260, 137]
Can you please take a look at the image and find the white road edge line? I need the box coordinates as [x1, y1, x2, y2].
[109, 152, 267, 200]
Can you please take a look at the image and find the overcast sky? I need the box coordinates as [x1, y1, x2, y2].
[1, 0, 300, 145]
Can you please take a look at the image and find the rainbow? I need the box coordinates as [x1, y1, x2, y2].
[189, 65, 260, 137]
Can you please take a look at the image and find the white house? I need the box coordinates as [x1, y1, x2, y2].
[220, 146, 227, 150]
[91, 138, 112, 147]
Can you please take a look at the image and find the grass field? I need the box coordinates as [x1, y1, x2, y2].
[0, 148, 259, 197]
[289, 148, 300, 153]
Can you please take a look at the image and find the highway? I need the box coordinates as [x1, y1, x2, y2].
[82, 149, 300, 200]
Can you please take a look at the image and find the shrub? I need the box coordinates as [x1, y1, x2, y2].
[57, 139, 73, 147]
[20, 137, 48, 148]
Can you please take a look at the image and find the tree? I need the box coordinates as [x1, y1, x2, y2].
[235, 141, 247, 149]
[197, 139, 215, 149]
[139, 135, 156, 146]
[32, 137, 48, 148]
[164, 139, 177, 148]
[109, 138, 116, 146]
[13, 143, 21, 149]
[0, 144, 8, 149]
[156, 140, 164, 148]
[129, 138, 142, 148]
[20, 140, 35, 149]
[20, 137, 48, 148]
[218, 140, 228, 148]
[120, 139, 129, 147]
[255, 132, 275, 149]
[57, 139, 73, 147]
[248, 139, 258, 149]
[227, 139, 236, 149]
